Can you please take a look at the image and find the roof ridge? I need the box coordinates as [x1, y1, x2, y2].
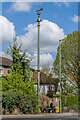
[0, 57, 11, 61]
[0, 57, 12, 66]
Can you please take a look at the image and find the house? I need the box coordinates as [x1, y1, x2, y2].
[0, 57, 59, 95]
[0, 57, 11, 77]
[33, 70, 59, 95]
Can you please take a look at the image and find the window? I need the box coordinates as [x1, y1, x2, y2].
[0, 66, 4, 74]
[7, 68, 12, 74]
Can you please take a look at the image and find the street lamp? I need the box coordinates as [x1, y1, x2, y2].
[59, 39, 64, 113]
[36, 8, 43, 101]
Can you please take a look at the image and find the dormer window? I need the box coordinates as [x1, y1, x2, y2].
[0, 66, 4, 74]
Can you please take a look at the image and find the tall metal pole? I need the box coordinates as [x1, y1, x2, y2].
[36, 10, 41, 101]
[59, 40, 61, 113]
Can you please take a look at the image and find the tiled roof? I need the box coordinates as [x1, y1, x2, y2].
[0, 57, 59, 86]
[33, 70, 59, 85]
[40, 71, 59, 85]
[0, 57, 11, 67]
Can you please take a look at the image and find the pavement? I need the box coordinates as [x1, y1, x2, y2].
[1, 117, 80, 120]
[1, 112, 79, 119]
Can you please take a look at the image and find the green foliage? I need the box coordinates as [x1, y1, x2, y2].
[5, 37, 30, 76]
[53, 31, 79, 96]
[2, 61, 38, 114]
[53, 94, 59, 98]
[53, 94, 66, 108]
[66, 95, 78, 111]
[53, 31, 79, 83]
[2, 90, 39, 114]
[2, 69, 36, 93]
[53, 95, 78, 112]
[2, 37, 39, 114]
[0, 77, 2, 115]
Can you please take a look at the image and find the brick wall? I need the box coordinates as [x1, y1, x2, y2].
[0, 67, 8, 77]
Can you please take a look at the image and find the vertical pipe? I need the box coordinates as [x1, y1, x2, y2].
[78, 2, 80, 116]
[59, 40, 61, 113]
[37, 21, 40, 100]
[0, 2, 2, 119]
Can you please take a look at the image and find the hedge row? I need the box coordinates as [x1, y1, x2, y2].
[2, 90, 39, 114]
[53, 95, 78, 112]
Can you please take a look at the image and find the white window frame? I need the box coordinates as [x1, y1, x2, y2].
[0, 66, 4, 74]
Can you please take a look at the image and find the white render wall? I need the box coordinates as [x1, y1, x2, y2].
[34, 84, 55, 95]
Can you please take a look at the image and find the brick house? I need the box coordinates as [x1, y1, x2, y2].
[0, 57, 59, 95]
[0, 57, 12, 77]
[0, 57, 60, 108]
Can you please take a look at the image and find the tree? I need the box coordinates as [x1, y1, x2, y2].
[53, 31, 80, 113]
[41, 64, 53, 77]
[3, 36, 36, 92]
[2, 37, 39, 114]
[6, 37, 22, 70]
[5, 37, 31, 80]
[53, 31, 79, 84]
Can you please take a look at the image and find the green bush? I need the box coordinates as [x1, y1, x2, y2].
[66, 95, 78, 112]
[53, 94, 78, 112]
[2, 90, 39, 114]
[2, 38, 39, 115]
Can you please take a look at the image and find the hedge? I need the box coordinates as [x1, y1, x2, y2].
[2, 90, 39, 114]
[53, 94, 78, 112]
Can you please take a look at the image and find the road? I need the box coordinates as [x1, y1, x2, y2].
[2, 116, 79, 120]
[1, 113, 80, 120]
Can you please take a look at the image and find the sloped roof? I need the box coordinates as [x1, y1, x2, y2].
[40, 71, 59, 85]
[0, 57, 59, 86]
[33, 70, 59, 85]
[0, 57, 11, 67]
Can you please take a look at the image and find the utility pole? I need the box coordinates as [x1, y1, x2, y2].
[59, 39, 65, 113]
[36, 8, 43, 101]
[59, 40, 61, 113]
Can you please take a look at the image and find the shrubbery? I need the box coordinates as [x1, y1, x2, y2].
[53, 94, 78, 112]
[66, 95, 78, 112]
[2, 90, 39, 114]
[2, 38, 39, 114]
